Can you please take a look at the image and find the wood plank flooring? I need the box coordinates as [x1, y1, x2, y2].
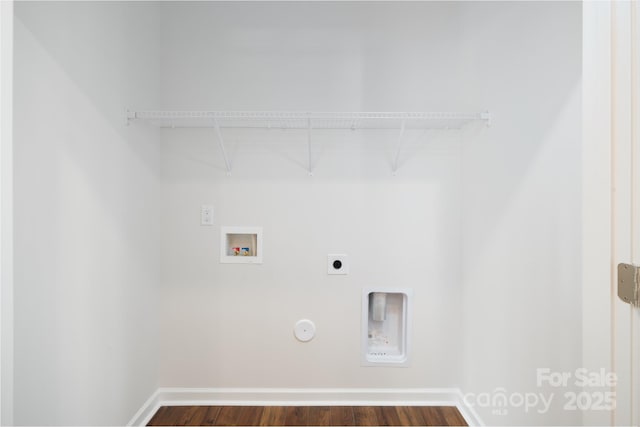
[147, 406, 468, 426]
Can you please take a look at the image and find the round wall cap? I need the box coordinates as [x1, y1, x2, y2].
[294, 319, 316, 342]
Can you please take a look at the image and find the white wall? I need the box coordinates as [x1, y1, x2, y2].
[157, 1, 473, 390]
[459, 2, 582, 425]
[157, 4, 583, 427]
[159, 134, 464, 387]
[13, 2, 161, 425]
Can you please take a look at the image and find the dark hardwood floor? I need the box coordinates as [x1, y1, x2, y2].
[147, 405, 468, 426]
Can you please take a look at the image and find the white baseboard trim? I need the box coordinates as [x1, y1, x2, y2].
[129, 387, 484, 426]
[451, 389, 485, 427]
[127, 389, 161, 427]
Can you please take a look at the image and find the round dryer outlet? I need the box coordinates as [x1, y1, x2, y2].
[327, 254, 349, 275]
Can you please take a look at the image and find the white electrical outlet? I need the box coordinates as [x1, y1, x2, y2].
[201, 205, 214, 225]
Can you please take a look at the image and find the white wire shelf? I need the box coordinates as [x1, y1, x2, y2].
[126, 110, 491, 130]
[126, 110, 491, 175]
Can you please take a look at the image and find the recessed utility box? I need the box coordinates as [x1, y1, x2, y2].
[220, 226, 263, 264]
[361, 288, 412, 367]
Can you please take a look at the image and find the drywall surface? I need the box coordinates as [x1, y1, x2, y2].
[458, 2, 582, 426]
[157, 1, 469, 390]
[158, 132, 464, 388]
[13, 3, 161, 425]
[157, 3, 582, 426]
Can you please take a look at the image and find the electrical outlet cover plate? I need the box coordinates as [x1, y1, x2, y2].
[328, 254, 349, 275]
[201, 205, 214, 225]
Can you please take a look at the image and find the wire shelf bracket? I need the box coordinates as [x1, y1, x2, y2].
[392, 119, 407, 175]
[126, 110, 491, 174]
[307, 118, 313, 176]
[212, 118, 232, 176]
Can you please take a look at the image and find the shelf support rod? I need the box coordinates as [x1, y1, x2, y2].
[212, 118, 232, 175]
[307, 118, 313, 176]
[125, 109, 136, 126]
[480, 111, 492, 127]
[392, 119, 407, 174]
